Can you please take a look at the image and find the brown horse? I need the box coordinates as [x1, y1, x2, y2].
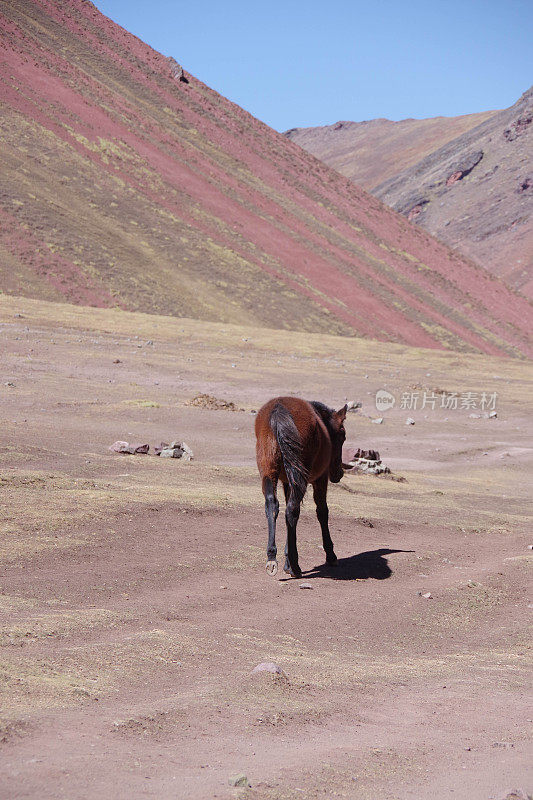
[255, 396, 347, 578]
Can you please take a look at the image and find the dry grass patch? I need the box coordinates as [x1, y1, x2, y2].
[0, 594, 38, 613]
[222, 628, 531, 691]
[0, 608, 120, 646]
[245, 747, 428, 800]
[0, 654, 106, 714]
[217, 544, 264, 571]
[111, 709, 185, 739]
[0, 464, 260, 562]
[2, 294, 531, 388]
[120, 399, 161, 408]
[332, 470, 530, 532]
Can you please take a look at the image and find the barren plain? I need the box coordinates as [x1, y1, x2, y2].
[0, 294, 531, 799]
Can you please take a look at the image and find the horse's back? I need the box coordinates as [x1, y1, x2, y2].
[255, 396, 316, 443]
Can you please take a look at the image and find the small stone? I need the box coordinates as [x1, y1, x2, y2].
[167, 57, 189, 83]
[422, 592, 432, 599]
[170, 441, 194, 460]
[371, 417, 383, 424]
[5, 381, 15, 387]
[72, 687, 91, 698]
[469, 413, 481, 419]
[156, 440, 193, 460]
[299, 582, 313, 589]
[109, 441, 149, 455]
[346, 400, 362, 412]
[159, 448, 178, 458]
[488, 410, 497, 418]
[228, 774, 249, 787]
[109, 440, 132, 453]
[527, 545, 533, 550]
[14, 313, 24, 318]
[113, 359, 121, 364]
[406, 418, 415, 425]
[251, 662, 288, 680]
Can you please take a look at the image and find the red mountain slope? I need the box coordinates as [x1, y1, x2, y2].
[0, 0, 531, 357]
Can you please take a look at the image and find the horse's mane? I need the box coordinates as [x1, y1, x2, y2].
[309, 401, 334, 431]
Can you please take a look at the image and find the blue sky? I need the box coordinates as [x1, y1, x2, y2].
[95, 0, 532, 131]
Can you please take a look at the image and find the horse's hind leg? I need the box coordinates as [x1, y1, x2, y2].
[283, 485, 302, 578]
[263, 477, 279, 575]
[313, 474, 337, 564]
[282, 483, 291, 575]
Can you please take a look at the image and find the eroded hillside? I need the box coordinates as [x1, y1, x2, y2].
[0, 0, 531, 356]
[286, 92, 532, 298]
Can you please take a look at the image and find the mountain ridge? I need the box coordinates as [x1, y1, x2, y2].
[373, 87, 533, 297]
[284, 110, 497, 189]
[285, 91, 532, 298]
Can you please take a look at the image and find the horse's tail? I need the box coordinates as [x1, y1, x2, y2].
[270, 402, 308, 502]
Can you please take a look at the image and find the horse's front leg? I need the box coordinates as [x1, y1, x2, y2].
[313, 474, 337, 564]
[263, 476, 279, 575]
[283, 484, 302, 578]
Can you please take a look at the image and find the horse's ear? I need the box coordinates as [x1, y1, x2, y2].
[335, 404, 348, 425]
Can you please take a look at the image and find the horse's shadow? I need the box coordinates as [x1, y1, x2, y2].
[301, 548, 412, 581]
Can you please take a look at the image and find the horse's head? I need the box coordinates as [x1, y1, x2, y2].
[310, 401, 348, 483]
[328, 404, 347, 483]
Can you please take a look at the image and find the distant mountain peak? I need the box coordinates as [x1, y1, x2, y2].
[287, 91, 532, 298]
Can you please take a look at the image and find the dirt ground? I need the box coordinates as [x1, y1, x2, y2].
[0, 294, 531, 800]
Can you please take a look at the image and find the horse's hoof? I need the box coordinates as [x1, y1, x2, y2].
[266, 560, 278, 576]
[283, 565, 302, 579]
